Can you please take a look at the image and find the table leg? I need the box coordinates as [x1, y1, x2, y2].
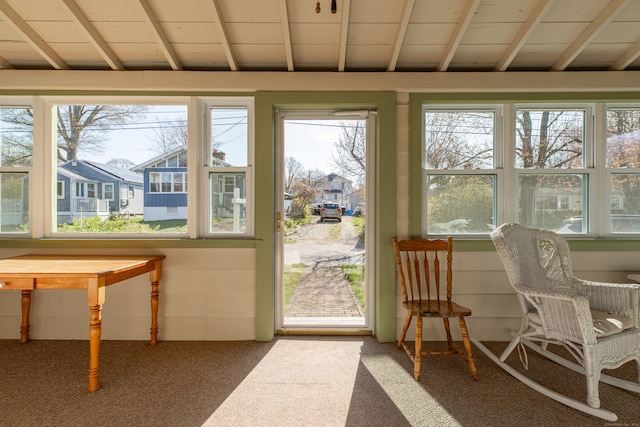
[150, 280, 159, 346]
[20, 290, 31, 344]
[88, 304, 102, 392]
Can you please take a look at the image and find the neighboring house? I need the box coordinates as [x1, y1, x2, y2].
[314, 173, 353, 210]
[133, 147, 188, 222]
[133, 147, 245, 222]
[57, 160, 144, 223]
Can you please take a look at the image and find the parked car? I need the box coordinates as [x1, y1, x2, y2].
[320, 202, 342, 222]
[558, 214, 640, 233]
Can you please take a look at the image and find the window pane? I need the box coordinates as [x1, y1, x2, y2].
[0, 107, 33, 167]
[54, 104, 188, 234]
[211, 107, 248, 167]
[426, 174, 495, 233]
[0, 172, 28, 232]
[606, 109, 640, 168]
[424, 111, 494, 169]
[209, 172, 246, 233]
[515, 110, 584, 169]
[610, 174, 640, 233]
[519, 173, 585, 232]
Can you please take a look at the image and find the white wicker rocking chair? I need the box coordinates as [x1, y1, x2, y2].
[473, 223, 640, 421]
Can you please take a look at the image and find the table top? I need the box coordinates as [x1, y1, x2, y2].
[0, 254, 165, 278]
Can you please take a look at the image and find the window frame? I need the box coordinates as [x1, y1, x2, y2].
[418, 101, 640, 239]
[0, 95, 255, 240]
[200, 97, 254, 238]
[421, 104, 502, 238]
[0, 98, 34, 237]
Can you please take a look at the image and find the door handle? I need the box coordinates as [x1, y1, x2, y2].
[276, 211, 282, 232]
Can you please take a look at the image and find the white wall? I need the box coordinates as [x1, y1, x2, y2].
[0, 247, 256, 341]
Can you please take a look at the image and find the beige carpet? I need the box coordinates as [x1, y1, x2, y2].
[0, 337, 638, 426]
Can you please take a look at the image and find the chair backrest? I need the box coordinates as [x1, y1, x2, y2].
[393, 237, 453, 304]
[490, 223, 577, 294]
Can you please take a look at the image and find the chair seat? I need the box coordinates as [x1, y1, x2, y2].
[527, 309, 635, 338]
[403, 300, 472, 317]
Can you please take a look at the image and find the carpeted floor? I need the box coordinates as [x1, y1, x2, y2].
[0, 337, 637, 426]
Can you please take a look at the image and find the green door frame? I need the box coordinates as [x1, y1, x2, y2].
[254, 92, 397, 342]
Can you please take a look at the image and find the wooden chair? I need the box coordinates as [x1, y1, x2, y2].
[393, 236, 478, 381]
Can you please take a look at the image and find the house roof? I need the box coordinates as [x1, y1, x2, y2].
[59, 160, 143, 184]
[0, 0, 638, 74]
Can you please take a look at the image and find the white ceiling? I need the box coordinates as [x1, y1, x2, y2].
[1, 0, 639, 73]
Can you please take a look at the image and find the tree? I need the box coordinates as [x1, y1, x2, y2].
[148, 115, 188, 154]
[0, 108, 33, 166]
[107, 158, 136, 169]
[56, 105, 147, 161]
[2, 105, 148, 163]
[330, 121, 366, 184]
[284, 156, 305, 194]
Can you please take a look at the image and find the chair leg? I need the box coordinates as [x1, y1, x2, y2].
[414, 316, 423, 380]
[442, 318, 454, 351]
[398, 312, 412, 347]
[458, 316, 478, 380]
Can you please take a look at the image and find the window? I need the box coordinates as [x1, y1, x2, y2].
[49, 101, 189, 236]
[57, 181, 65, 199]
[102, 183, 114, 200]
[423, 109, 497, 235]
[420, 103, 640, 238]
[0, 105, 32, 234]
[606, 107, 640, 234]
[515, 108, 587, 232]
[204, 99, 253, 236]
[2, 95, 254, 239]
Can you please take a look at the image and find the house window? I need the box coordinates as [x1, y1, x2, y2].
[149, 171, 186, 193]
[423, 109, 496, 235]
[87, 183, 96, 198]
[76, 182, 85, 197]
[57, 181, 65, 199]
[103, 183, 114, 200]
[204, 98, 254, 236]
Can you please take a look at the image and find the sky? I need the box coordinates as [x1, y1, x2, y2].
[77, 108, 360, 175]
[284, 120, 345, 174]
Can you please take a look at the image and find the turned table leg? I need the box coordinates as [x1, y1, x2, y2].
[150, 280, 159, 346]
[20, 290, 31, 344]
[88, 304, 102, 392]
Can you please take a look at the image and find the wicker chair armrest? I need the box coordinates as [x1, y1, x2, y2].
[577, 280, 640, 325]
[522, 289, 596, 344]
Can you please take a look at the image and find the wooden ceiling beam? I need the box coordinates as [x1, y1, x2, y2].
[610, 38, 640, 70]
[136, 0, 183, 71]
[551, 0, 630, 71]
[388, 0, 415, 72]
[209, 0, 238, 71]
[279, 0, 294, 71]
[437, 0, 481, 72]
[0, 0, 69, 70]
[495, 0, 555, 72]
[338, 0, 351, 71]
[61, 0, 124, 70]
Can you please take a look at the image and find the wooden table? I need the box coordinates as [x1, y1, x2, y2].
[0, 254, 165, 392]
